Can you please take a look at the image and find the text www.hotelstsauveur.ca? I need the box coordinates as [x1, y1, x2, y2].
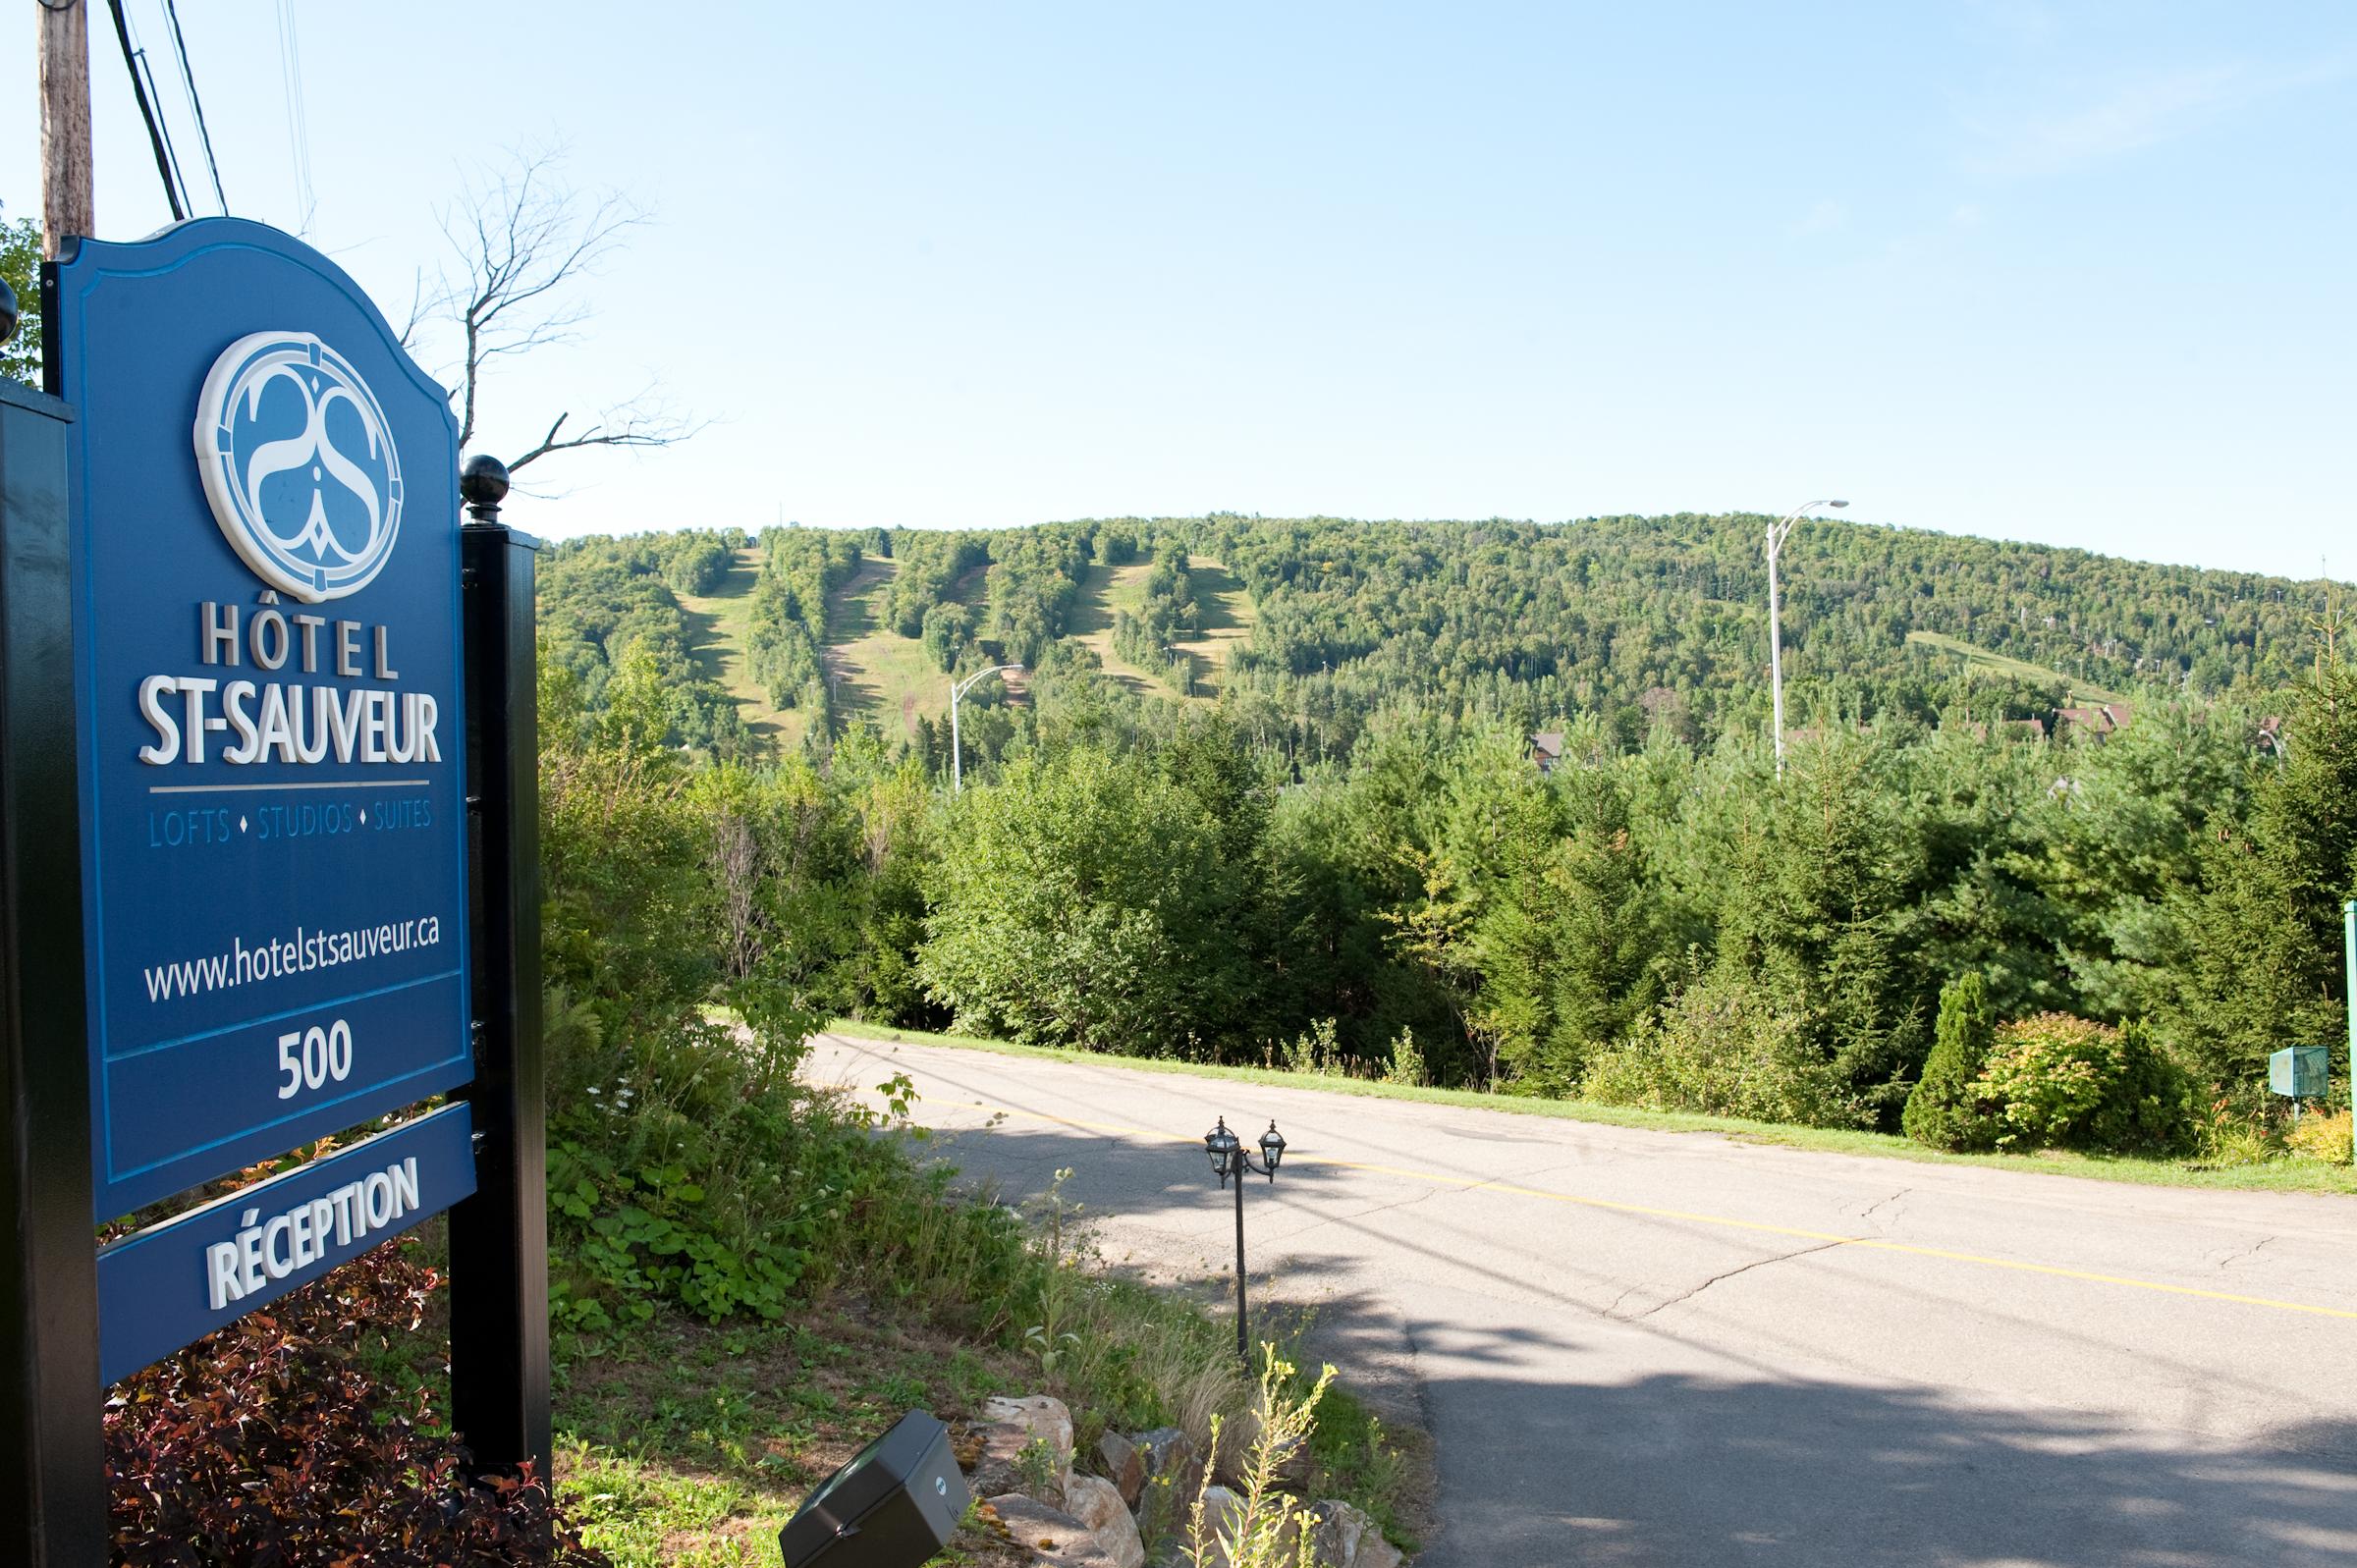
[141, 914, 444, 1003]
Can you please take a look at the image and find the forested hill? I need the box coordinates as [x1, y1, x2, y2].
[534, 511, 2332, 761]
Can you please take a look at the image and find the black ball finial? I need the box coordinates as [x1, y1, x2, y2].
[459, 453, 510, 522]
[0, 275, 18, 349]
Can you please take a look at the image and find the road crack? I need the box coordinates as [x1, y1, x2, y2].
[2213, 1234, 2276, 1270]
[1856, 1188, 1911, 1231]
[1618, 1238, 1857, 1322]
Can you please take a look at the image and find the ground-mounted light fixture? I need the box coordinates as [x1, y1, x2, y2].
[1202, 1115, 1287, 1363]
[780, 1408, 971, 1568]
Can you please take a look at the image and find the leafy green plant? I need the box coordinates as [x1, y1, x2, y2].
[1382, 1026, 1427, 1088]
[1285, 1018, 1340, 1075]
[1018, 1167, 1090, 1381]
[1013, 1436, 1061, 1499]
[1185, 1346, 1333, 1568]
[1973, 1013, 2195, 1154]
[1583, 965, 1869, 1129]
[2287, 1106, 2353, 1164]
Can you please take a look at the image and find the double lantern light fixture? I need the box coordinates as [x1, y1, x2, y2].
[1202, 1116, 1286, 1363]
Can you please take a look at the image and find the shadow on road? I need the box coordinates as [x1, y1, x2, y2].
[895, 1111, 2357, 1568]
[1401, 1363, 2357, 1568]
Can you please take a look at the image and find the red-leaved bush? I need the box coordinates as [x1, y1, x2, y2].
[106, 1238, 608, 1567]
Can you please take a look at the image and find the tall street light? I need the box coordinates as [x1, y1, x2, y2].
[948, 663, 1021, 794]
[1201, 1116, 1287, 1364]
[1766, 498, 1846, 779]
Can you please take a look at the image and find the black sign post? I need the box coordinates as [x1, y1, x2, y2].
[449, 455, 553, 1485]
[0, 377, 107, 1564]
[3, 217, 555, 1552]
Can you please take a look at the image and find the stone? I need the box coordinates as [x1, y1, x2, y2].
[970, 1394, 1076, 1507]
[1182, 1484, 1244, 1568]
[1097, 1430, 1146, 1508]
[1065, 1473, 1146, 1568]
[988, 1493, 1122, 1568]
[1133, 1426, 1199, 1489]
[1309, 1499, 1403, 1568]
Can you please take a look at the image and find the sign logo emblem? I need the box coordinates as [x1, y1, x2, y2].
[194, 331, 404, 603]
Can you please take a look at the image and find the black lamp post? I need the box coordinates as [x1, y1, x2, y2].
[1203, 1116, 1286, 1364]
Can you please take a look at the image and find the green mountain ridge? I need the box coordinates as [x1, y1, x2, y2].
[536, 512, 2336, 762]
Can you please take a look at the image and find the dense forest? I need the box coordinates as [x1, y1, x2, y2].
[533, 512, 2354, 1162]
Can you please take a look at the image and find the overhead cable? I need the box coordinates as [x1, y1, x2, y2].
[273, 0, 316, 232]
[105, 0, 188, 223]
[164, 0, 228, 213]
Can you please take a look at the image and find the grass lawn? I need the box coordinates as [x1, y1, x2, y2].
[826, 1019, 2357, 1198]
[553, 1302, 1031, 1567]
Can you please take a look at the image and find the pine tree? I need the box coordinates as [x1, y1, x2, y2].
[2165, 621, 2357, 1093]
[1903, 972, 1999, 1150]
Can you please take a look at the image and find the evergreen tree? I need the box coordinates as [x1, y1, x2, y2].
[1903, 972, 2000, 1150]
[2165, 625, 2357, 1093]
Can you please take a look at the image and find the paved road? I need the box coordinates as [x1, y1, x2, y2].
[805, 1034, 2357, 1568]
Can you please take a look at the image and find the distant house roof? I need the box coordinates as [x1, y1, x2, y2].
[2056, 702, 2135, 739]
[1529, 730, 1565, 774]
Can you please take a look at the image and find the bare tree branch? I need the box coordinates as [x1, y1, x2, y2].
[407, 145, 697, 476]
[508, 386, 710, 474]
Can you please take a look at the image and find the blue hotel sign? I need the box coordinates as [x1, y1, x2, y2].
[49, 218, 475, 1363]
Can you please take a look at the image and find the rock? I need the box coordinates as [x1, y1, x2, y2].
[988, 1493, 1122, 1568]
[1098, 1430, 1146, 1508]
[1133, 1426, 1200, 1490]
[1066, 1473, 1146, 1568]
[971, 1394, 1076, 1507]
[1183, 1484, 1244, 1568]
[1310, 1499, 1403, 1568]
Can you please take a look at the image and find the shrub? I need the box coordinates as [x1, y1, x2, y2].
[1903, 974, 2001, 1151]
[2086, 1022, 2199, 1156]
[1582, 970, 1869, 1129]
[2287, 1107, 2354, 1165]
[107, 1237, 607, 1567]
[1973, 1013, 2196, 1155]
[1977, 1014, 2116, 1148]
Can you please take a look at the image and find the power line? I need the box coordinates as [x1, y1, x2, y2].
[273, 0, 315, 232]
[104, 0, 186, 222]
[163, 0, 227, 213]
[126, 10, 193, 217]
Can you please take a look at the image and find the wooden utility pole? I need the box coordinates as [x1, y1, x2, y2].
[39, 0, 94, 258]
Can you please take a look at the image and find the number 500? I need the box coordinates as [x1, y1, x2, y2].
[276, 1019, 354, 1099]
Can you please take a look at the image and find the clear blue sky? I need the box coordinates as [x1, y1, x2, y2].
[4, 3, 2350, 578]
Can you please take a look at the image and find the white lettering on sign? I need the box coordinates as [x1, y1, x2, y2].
[137, 594, 438, 769]
[276, 1018, 355, 1099]
[203, 1155, 421, 1310]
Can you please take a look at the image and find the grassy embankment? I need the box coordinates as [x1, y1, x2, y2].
[1066, 557, 1256, 701]
[821, 557, 1002, 741]
[1904, 629, 2130, 706]
[534, 1054, 1421, 1565]
[826, 1020, 2357, 1198]
[676, 547, 797, 747]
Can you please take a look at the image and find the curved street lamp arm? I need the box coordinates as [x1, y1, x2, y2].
[1766, 498, 1846, 558]
[951, 663, 1022, 702]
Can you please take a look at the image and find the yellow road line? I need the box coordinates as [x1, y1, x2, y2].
[928, 1097, 2357, 1324]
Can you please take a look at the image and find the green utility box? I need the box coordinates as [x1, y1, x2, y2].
[2270, 1046, 2329, 1100]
